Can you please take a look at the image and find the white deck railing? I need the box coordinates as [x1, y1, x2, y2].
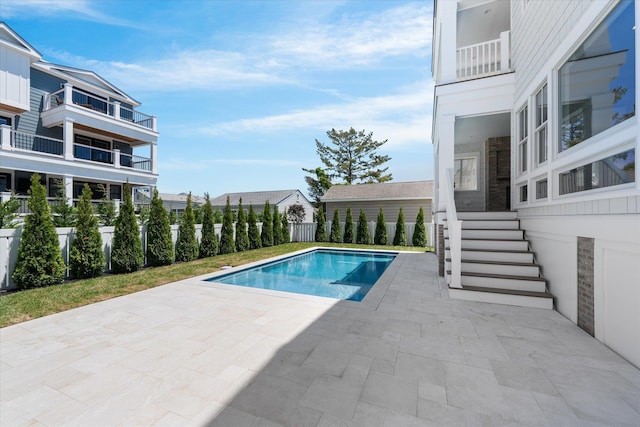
[445, 168, 462, 288]
[457, 31, 510, 81]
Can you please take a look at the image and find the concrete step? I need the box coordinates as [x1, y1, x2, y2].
[456, 211, 517, 220]
[451, 238, 530, 251]
[447, 259, 541, 277]
[457, 271, 546, 293]
[460, 229, 524, 240]
[446, 248, 535, 263]
[448, 285, 553, 309]
[459, 219, 520, 230]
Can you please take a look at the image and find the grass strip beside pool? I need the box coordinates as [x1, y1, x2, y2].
[0, 243, 429, 328]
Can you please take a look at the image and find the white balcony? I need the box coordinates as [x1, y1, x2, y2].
[457, 31, 510, 81]
[41, 84, 158, 144]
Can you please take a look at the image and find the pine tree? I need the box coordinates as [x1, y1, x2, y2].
[281, 212, 290, 244]
[356, 209, 370, 244]
[168, 207, 178, 225]
[12, 174, 66, 289]
[248, 204, 262, 249]
[219, 196, 236, 254]
[374, 208, 388, 245]
[260, 200, 273, 247]
[393, 207, 407, 246]
[69, 184, 105, 278]
[96, 191, 116, 226]
[235, 198, 249, 252]
[111, 183, 144, 273]
[147, 189, 174, 266]
[272, 205, 282, 245]
[315, 205, 326, 242]
[330, 208, 341, 243]
[175, 193, 199, 262]
[343, 207, 354, 243]
[412, 207, 427, 247]
[51, 180, 76, 227]
[199, 193, 218, 257]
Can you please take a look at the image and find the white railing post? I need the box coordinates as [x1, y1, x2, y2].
[113, 149, 121, 168]
[63, 83, 73, 105]
[152, 116, 157, 132]
[151, 142, 158, 174]
[113, 101, 121, 120]
[63, 118, 74, 160]
[445, 168, 462, 288]
[0, 125, 12, 150]
[500, 30, 510, 72]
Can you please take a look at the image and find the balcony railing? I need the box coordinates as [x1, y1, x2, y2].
[456, 31, 510, 81]
[46, 86, 156, 131]
[0, 127, 152, 174]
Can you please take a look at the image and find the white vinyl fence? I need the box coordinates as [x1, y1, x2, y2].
[0, 221, 432, 291]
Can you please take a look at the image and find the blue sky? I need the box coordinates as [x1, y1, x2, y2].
[2, 0, 434, 199]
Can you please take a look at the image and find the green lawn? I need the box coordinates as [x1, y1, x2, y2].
[0, 243, 430, 328]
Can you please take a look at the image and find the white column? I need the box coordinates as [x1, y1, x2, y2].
[437, 114, 456, 212]
[63, 83, 73, 105]
[63, 118, 74, 160]
[500, 31, 510, 72]
[439, 0, 458, 83]
[0, 125, 12, 150]
[63, 175, 73, 205]
[151, 116, 157, 132]
[113, 149, 121, 168]
[151, 142, 158, 174]
[113, 101, 121, 120]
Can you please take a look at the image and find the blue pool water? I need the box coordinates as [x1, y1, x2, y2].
[206, 249, 396, 301]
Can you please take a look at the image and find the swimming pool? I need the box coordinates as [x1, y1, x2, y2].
[205, 249, 396, 301]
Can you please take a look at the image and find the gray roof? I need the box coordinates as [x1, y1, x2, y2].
[158, 193, 206, 205]
[211, 190, 308, 208]
[321, 181, 433, 202]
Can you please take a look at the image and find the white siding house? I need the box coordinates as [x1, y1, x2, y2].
[211, 189, 315, 222]
[432, 0, 639, 367]
[0, 22, 159, 210]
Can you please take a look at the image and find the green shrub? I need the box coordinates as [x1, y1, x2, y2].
[51, 180, 76, 228]
[69, 184, 105, 278]
[0, 193, 20, 229]
[356, 209, 370, 244]
[137, 205, 150, 226]
[235, 198, 249, 252]
[248, 204, 262, 249]
[272, 206, 282, 245]
[343, 207, 354, 243]
[260, 201, 273, 247]
[199, 193, 218, 258]
[168, 207, 178, 225]
[374, 208, 387, 245]
[287, 204, 306, 242]
[111, 183, 144, 273]
[12, 174, 66, 289]
[219, 196, 236, 254]
[147, 189, 174, 266]
[281, 212, 290, 244]
[97, 195, 116, 226]
[175, 193, 199, 262]
[393, 207, 407, 246]
[412, 207, 427, 247]
[330, 209, 341, 243]
[193, 205, 203, 224]
[315, 205, 326, 242]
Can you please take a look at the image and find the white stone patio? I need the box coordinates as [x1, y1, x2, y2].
[1, 252, 639, 426]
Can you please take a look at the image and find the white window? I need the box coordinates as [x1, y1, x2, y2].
[454, 157, 477, 191]
[517, 106, 528, 173]
[534, 84, 548, 165]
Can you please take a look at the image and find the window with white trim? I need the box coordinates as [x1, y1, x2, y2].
[454, 157, 477, 191]
[517, 106, 528, 173]
[534, 84, 548, 165]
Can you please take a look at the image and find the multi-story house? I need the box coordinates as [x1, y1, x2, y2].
[431, 0, 638, 367]
[0, 22, 158, 209]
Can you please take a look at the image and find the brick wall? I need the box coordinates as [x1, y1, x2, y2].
[577, 236, 595, 336]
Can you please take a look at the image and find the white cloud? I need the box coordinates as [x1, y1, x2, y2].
[0, 0, 138, 28]
[196, 81, 434, 149]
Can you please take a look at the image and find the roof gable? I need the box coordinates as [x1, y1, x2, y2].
[322, 181, 434, 202]
[211, 189, 309, 207]
[0, 22, 42, 59]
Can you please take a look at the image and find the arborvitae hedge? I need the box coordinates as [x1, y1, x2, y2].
[281, 212, 290, 244]
[343, 207, 354, 243]
[110, 183, 144, 274]
[147, 189, 174, 266]
[374, 208, 387, 245]
[393, 207, 407, 246]
[272, 206, 282, 246]
[51, 181, 76, 227]
[260, 201, 273, 247]
[219, 196, 236, 254]
[315, 205, 326, 242]
[248, 204, 262, 249]
[12, 174, 66, 289]
[69, 184, 105, 278]
[235, 198, 249, 252]
[412, 207, 427, 247]
[199, 194, 218, 257]
[330, 208, 341, 243]
[356, 209, 370, 244]
[175, 193, 199, 262]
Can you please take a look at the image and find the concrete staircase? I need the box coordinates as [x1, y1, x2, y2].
[444, 211, 553, 309]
